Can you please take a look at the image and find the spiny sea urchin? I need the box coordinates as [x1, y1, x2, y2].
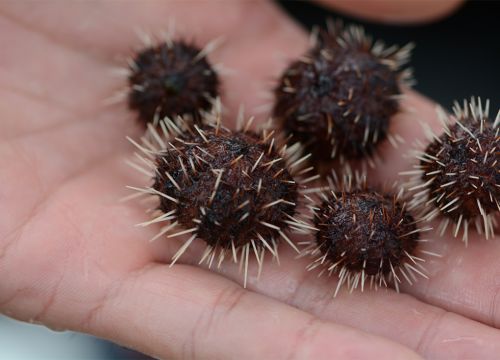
[126, 114, 318, 286]
[404, 97, 500, 244]
[273, 22, 413, 166]
[127, 37, 220, 125]
[302, 172, 435, 296]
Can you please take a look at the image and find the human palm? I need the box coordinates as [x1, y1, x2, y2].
[1, 1, 499, 359]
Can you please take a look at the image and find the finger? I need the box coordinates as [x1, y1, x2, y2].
[314, 0, 464, 24]
[258, 246, 500, 359]
[80, 265, 422, 359]
[1, 260, 422, 359]
[175, 243, 500, 359]
[399, 224, 500, 329]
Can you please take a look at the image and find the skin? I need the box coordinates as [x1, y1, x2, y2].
[2, 0, 499, 359]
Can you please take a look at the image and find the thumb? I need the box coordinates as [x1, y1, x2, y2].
[314, 0, 463, 24]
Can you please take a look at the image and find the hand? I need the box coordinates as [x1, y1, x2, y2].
[2, 1, 498, 359]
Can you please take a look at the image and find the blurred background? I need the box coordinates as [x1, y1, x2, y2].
[1, 0, 498, 359]
[278, 0, 499, 107]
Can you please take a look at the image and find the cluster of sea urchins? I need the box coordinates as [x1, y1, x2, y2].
[273, 22, 413, 168]
[126, 115, 318, 287]
[404, 98, 500, 245]
[123, 23, 497, 296]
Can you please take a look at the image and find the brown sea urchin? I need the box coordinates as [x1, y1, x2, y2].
[128, 39, 220, 125]
[303, 173, 432, 296]
[273, 23, 413, 165]
[127, 115, 318, 286]
[405, 98, 500, 244]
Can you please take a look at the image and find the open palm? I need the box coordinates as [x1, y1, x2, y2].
[1, 1, 499, 359]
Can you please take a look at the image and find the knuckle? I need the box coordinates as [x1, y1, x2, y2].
[288, 317, 326, 360]
[187, 284, 247, 360]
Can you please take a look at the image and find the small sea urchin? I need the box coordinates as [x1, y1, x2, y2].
[404, 98, 500, 244]
[273, 22, 413, 166]
[126, 114, 318, 286]
[127, 38, 220, 125]
[303, 173, 433, 296]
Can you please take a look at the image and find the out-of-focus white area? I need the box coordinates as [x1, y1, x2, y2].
[0, 315, 106, 359]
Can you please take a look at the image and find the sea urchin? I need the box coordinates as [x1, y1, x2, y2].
[127, 116, 318, 286]
[273, 23, 413, 165]
[303, 173, 432, 296]
[405, 97, 500, 244]
[127, 39, 220, 125]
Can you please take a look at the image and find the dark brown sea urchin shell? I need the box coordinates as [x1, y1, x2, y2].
[273, 25, 412, 164]
[422, 124, 499, 220]
[314, 190, 418, 277]
[304, 173, 428, 296]
[152, 126, 298, 250]
[126, 116, 317, 286]
[128, 40, 219, 125]
[407, 98, 500, 242]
